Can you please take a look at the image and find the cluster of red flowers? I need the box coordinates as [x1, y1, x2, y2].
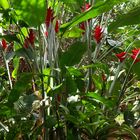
[79, 3, 103, 44]
[131, 48, 140, 63]
[116, 48, 140, 63]
[45, 7, 55, 28]
[1, 39, 8, 50]
[24, 29, 35, 48]
[116, 52, 126, 62]
[45, 7, 59, 36]
[94, 25, 103, 44]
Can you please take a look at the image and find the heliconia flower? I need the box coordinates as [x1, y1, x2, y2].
[94, 25, 103, 44]
[132, 48, 140, 55]
[24, 29, 35, 48]
[131, 48, 140, 63]
[45, 7, 55, 28]
[24, 38, 29, 49]
[79, 22, 86, 31]
[55, 20, 59, 33]
[79, 22, 86, 35]
[1, 39, 7, 49]
[116, 52, 126, 62]
[81, 3, 91, 12]
[28, 29, 35, 45]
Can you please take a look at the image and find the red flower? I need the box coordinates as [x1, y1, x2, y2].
[116, 52, 126, 62]
[45, 7, 54, 28]
[24, 38, 29, 49]
[55, 20, 59, 33]
[79, 22, 86, 31]
[79, 22, 86, 35]
[131, 48, 140, 63]
[28, 29, 35, 45]
[94, 25, 102, 44]
[24, 29, 35, 48]
[1, 39, 7, 49]
[81, 3, 91, 12]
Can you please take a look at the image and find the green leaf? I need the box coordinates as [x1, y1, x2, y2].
[86, 92, 114, 108]
[61, 0, 84, 10]
[109, 6, 140, 32]
[0, 0, 9, 9]
[66, 66, 82, 77]
[12, 57, 20, 79]
[60, 42, 87, 67]
[11, 0, 46, 27]
[65, 75, 77, 94]
[132, 62, 140, 78]
[63, 26, 83, 38]
[60, 0, 127, 33]
[8, 73, 33, 107]
[0, 34, 20, 43]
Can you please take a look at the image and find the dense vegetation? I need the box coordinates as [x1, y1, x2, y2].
[0, 0, 140, 139]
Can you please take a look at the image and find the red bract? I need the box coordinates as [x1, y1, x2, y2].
[79, 22, 86, 35]
[55, 20, 59, 33]
[131, 48, 140, 63]
[94, 25, 102, 44]
[1, 39, 7, 49]
[81, 3, 91, 12]
[24, 29, 35, 48]
[45, 7, 54, 28]
[28, 29, 35, 45]
[79, 22, 85, 31]
[24, 38, 29, 49]
[116, 52, 126, 62]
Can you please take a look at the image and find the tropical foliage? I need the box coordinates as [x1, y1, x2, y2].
[0, 0, 140, 139]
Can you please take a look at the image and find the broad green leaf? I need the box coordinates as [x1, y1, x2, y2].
[65, 75, 77, 94]
[60, 42, 87, 67]
[132, 61, 140, 78]
[0, 34, 20, 43]
[0, 0, 9, 9]
[60, 0, 127, 33]
[92, 75, 102, 90]
[63, 27, 83, 38]
[66, 66, 82, 77]
[109, 6, 140, 32]
[61, 0, 83, 5]
[8, 73, 33, 106]
[11, 0, 46, 27]
[86, 92, 114, 108]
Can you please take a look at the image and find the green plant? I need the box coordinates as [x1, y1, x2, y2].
[0, 0, 140, 140]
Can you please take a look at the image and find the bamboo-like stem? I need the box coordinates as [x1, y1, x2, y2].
[1, 50, 13, 89]
[108, 39, 137, 96]
[108, 62, 123, 96]
[117, 49, 140, 108]
[38, 26, 46, 140]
